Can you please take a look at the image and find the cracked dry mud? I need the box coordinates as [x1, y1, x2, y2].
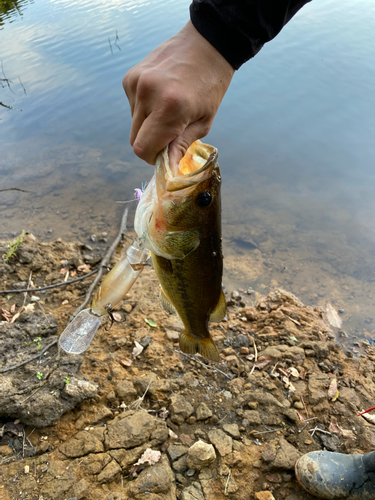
[1, 235, 375, 500]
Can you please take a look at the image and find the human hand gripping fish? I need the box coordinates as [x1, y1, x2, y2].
[134, 140, 226, 362]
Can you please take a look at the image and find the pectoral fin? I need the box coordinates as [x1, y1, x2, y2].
[164, 228, 200, 259]
[159, 287, 178, 316]
[179, 331, 220, 362]
[209, 289, 226, 322]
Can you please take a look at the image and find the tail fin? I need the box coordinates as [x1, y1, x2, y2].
[179, 331, 220, 362]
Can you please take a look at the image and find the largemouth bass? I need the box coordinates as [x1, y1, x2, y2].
[134, 141, 225, 362]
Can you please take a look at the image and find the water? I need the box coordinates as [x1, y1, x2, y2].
[1, 0, 375, 345]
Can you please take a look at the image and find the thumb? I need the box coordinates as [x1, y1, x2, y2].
[168, 119, 212, 168]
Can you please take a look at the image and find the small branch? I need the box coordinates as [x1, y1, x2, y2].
[0, 268, 99, 294]
[249, 338, 258, 376]
[253, 428, 284, 435]
[0, 339, 58, 373]
[224, 470, 231, 495]
[0, 101, 13, 109]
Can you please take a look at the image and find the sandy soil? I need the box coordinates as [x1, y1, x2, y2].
[1, 234, 375, 500]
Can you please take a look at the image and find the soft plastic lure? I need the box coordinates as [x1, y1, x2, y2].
[59, 238, 149, 354]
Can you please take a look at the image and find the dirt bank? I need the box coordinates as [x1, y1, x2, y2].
[1, 234, 375, 500]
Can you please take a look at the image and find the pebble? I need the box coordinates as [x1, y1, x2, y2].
[231, 290, 241, 301]
[24, 465, 29, 474]
[30, 295, 41, 302]
[186, 441, 216, 470]
[122, 304, 132, 313]
[90, 234, 97, 242]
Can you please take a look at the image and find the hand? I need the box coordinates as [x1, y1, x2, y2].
[123, 21, 234, 166]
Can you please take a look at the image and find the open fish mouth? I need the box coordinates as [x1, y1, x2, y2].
[156, 141, 218, 194]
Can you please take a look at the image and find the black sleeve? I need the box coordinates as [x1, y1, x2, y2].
[190, 0, 312, 70]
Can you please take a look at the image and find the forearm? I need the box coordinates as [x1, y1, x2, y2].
[190, 0, 312, 70]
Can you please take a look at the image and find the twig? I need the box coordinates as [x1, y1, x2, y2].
[0, 268, 99, 294]
[130, 381, 151, 410]
[249, 338, 258, 376]
[253, 428, 284, 435]
[309, 426, 332, 436]
[224, 470, 231, 495]
[301, 395, 309, 419]
[166, 346, 232, 379]
[22, 271, 33, 309]
[217, 412, 230, 424]
[0, 339, 58, 373]
[72, 207, 128, 317]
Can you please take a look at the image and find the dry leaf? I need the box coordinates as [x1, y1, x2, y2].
[329, 417, 341, 434]
[10, 312, 21, 323]
[246, 353, 255, 361]
[120, 358, 132, 367]
[24, 303, 35, 312]
[77, 264, 91, 273]
[326, 303, 342, 328]
[361, 410, 375, 425]
[254, 356, 272, 370]
[10, 304, 15, 314]
[328, 378, 339, 401]
[287, 367, 300, 379]
[1, 308, 12, 322]
[60, 267, 67, 274]
[299, 369, 308, 380]
[132, 341, 144, 359]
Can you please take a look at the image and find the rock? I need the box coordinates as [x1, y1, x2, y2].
[259, 345, 305, 365]
[319, 434, 341, 452]
[186, 440, 216, 470]
[123, 303, 133, 313]
[208, 429, 233, 457]
[223, 423, 240, 439]
[255, 492, 276, 500]
[338, 387, 362, 408]
[167, 444, 188, 462]
[269, 438, 302, 470]
[97, 459, 122, 483]
[80, 453, 112, 475]
[172, 454, 188, 473]
[169, 394, 194, 424]
[166, 329, 180, 341]
[125, 456, 175, 497]
[89, 405, 113, 424]
[243, 410, 262, 425]
[74, 478, 90, 499]
[180, 482, 205, 500]
[115, 380, 137, 404]
[233, 334, 249, 348]
[196, 402, 212, 421]
[105, 410, 168, 450]
[60, 431, 104, 458]
[237, 391, 283, 408]
[308, 373, 330, 405]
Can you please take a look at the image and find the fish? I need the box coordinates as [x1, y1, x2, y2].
[134, 140, 226, 361]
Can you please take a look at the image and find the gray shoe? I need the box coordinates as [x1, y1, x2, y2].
[295, 450, 375, 499]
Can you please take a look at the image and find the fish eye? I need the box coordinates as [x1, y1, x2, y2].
[196, 191, 212, 208]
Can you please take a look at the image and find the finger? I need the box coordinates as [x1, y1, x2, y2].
[122, 71, 138, 116]
[133, 112, 188, 165]
[168, 119, 212, 167]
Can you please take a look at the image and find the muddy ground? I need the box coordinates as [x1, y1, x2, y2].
[1, 234, 375, 500]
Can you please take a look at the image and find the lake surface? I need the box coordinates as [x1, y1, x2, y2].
[1, 0, 375, 349]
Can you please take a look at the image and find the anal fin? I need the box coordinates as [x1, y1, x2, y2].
[179, 331, 220, 362]
[159, 287, 178, 316]
[209, 289, 226, 322]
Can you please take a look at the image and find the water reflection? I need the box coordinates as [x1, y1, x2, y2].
[0, 0, 31, 27]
